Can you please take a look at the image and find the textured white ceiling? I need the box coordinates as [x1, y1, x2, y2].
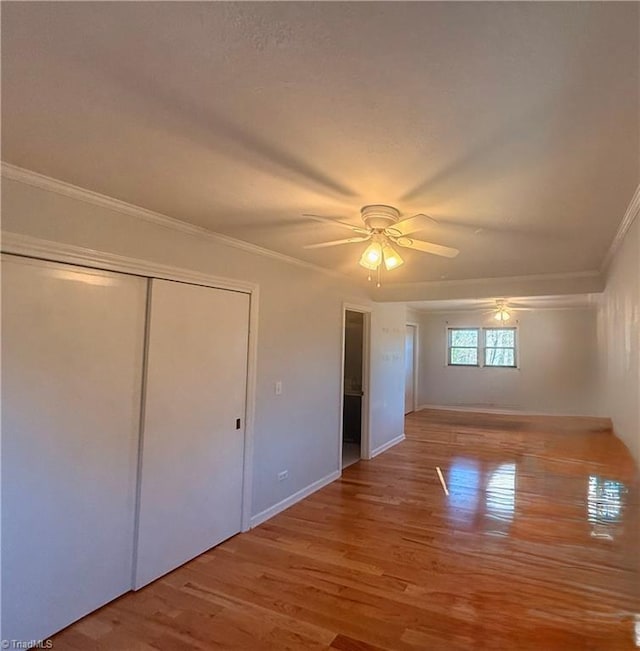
[2, 2, 638, 289]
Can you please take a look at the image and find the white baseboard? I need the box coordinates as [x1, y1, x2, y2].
[250, 469, 341, 529]
[370, 433, 405, 459]
[416, 404, 593, 418]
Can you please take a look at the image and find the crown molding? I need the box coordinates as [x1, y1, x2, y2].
[2, 161, 621, 299]
[1, 162, 347, 281]
[601, 183, 640, 273]
[379, 269, 601, 291]
[0, 231, 262, 294]
[408, 302, 598, 315]
[372, 268, 603, 302]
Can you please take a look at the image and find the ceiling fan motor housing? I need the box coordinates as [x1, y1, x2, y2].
[361, 204, 400, 230]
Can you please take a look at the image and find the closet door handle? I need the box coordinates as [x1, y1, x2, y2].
[235, 418, 241, 430]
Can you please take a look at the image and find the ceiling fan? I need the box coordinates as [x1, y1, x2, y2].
[484, 299, 534, 322]
[303, 205, 460, 285]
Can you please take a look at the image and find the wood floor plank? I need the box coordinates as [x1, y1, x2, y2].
[51, 409, 640, 649]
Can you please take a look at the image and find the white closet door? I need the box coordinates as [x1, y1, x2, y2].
[1, 255, 147, 642]
[135, 279, 249, 589]
[405, 325, 416, 415]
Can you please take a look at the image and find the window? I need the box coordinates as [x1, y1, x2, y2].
[448, 328, 479, 366]
[447, 327, 517, 368]
[484, 328, 517, 367]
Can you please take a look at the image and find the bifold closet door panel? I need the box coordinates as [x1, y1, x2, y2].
[135, 279, 249, 589]
[1, 255, 147, 642]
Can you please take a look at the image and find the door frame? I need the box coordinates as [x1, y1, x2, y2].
[406, 322, 419, 414]
[339, 303, 372, 468]
[1, 232, 259, 533]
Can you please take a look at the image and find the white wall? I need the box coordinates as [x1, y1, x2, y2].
[369, 304, 407, 451]
[597, 217, 640, 465]
[1, 176, 406, 518]
[415, 308, 599, 415]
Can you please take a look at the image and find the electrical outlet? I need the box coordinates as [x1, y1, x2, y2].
[275, 381, 282, 395]
[277, 470, 288, 481]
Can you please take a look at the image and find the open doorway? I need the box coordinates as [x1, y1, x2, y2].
[341, 309, 367, 469]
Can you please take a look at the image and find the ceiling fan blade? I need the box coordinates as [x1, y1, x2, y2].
[394, 237, 459, 258]
[303, 236, 370, 249]
[393, 213, 438, 236]
[302, 213, 369, 235]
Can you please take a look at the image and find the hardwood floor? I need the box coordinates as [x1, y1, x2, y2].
[53, 409, 640, 650]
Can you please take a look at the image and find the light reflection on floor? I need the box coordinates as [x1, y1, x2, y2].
[588, 474, 626, 540]
[447, 458, 480, 528]
[446, 458, 516, 533]
[486, 462, 516, 525]
[445, 460, 629, 541]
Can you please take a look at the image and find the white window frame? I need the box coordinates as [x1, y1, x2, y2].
[447, 327, 480, 367]
[483, 326, 518, 368]
[446, 325, 519, 369]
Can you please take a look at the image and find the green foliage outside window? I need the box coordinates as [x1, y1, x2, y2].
[448, 327, 517, 368]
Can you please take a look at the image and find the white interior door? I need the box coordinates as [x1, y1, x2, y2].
[135, 279, 249, 589]
[1, 255, 147, 642]
[405, 325, 416, 415]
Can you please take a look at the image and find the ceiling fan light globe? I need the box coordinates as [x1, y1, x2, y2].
[494, 309, 511, 322]
[382, 242, 404, 271]
[384, 255, 402, 271]
[359, 241, 383, 270]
